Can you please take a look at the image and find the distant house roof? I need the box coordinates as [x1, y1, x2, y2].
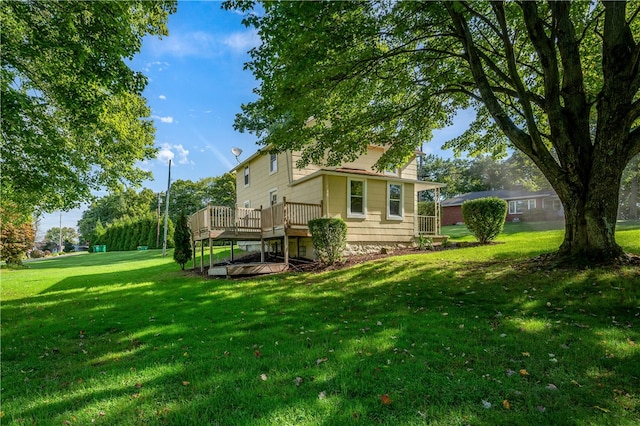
[441, 189, 557, 207]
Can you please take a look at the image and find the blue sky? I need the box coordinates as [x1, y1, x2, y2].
[39, 1, 472, 238]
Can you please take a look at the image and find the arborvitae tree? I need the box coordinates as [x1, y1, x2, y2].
[173, 211, 192, 270]
[147, 216, 158, 249]
[139, 218, 150, 248]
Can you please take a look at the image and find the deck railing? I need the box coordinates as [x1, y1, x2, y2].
[189, 199, 323, 237]
[417, 215, 439, 235]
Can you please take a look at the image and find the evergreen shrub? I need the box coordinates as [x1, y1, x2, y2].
[308, 218, 347, 265]
[461, 197, 507, 244]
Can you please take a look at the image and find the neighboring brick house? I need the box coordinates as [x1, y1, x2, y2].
[441, 189, 563, 225]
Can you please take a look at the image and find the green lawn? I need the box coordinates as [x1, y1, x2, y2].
[1, 226, 639, 425]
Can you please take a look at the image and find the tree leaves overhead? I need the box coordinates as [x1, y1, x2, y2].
[0, 1, 176, 217]
[227, 0, 640, 261]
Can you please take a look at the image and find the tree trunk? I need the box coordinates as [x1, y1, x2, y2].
[556, 165, 625, 263]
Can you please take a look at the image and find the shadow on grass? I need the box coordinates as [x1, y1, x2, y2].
[2, 245, 639, 425]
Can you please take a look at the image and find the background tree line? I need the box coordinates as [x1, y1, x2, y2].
[77, 173, 236, 249]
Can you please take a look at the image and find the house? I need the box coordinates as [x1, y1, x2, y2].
[189, 145, 446, 275]
[441, 189, 563, 225]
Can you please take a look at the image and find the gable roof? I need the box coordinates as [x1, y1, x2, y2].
[441, 189, 557, 207]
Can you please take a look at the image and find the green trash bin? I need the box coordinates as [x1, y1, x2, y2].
[93, 245, 106, 253]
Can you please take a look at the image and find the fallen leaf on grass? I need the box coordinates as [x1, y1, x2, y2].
[134, 382, 142, 388]
[537, 406, 546, 413]
[294, 377, 304, 387]
[181, 381, 190, 386]
[481, 399, 491, 409]
[131, 393, 141, 399]
[522, 352, 530, 357]
[546, 383, 558, 390]
[254, 350, 262, 358]
[316, 357, 328, 366]
[379, 394, 392, 405]
[260, 374, 268, 381]
[505, 369, 516, 377]
[519, 369, 529, 376]
[571, 380, 582, 387]
[502, 399, 511, 410]
[594, 406, 610, 413]
[318, 391, 326, 400]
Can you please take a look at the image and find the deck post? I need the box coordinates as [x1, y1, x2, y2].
[200, 240, 204, 273]
[283, 235, 289, 266]
[230, 240, 234, 262]
[283, 197, 288, 228]
[209, 238, 213, 270]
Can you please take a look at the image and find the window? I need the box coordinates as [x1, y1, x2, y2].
[347, 179, 366, 218]
[243, 200, 250, 208]
[269, 153, 278, 174]
[387, 182, 403, 219]
[508, 199, 536, 214]
[269, 189, 278, 206]
[244, 166, 250, 186]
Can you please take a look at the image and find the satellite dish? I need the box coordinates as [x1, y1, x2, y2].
[231, 147, 243, 163]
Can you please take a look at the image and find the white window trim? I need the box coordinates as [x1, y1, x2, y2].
[347, 178, 366, 218]
[268, 188, 278, 206]
[269, 153, 278, 174]
[244, 166, 250, 187]
[508, 199, 536, 215]
[387, 182, 404, 220]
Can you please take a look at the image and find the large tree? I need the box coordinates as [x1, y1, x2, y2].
[1, 1, 176, 219]
[226, 1, 640, 263]
[77, 188, 157, 242]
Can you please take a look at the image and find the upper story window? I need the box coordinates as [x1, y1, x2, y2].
[244, 166, 250, 186]
[384, 167, 399, 177]
[243, 200, 250, 208]
[269, 153, 278, 174]
[508, 199, 536, 214]
[347, 178, 366, 218]
[387, 182, 403, 220]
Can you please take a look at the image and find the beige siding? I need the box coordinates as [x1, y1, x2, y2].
[326, 175, 416, 244]
[288, 176, 323, 205]
[290, 147, 419, 182]
[236, 153, 291, 208]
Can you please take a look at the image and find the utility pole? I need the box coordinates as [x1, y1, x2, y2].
[59, 211, 63, 253]
[162, 159, 172, 257]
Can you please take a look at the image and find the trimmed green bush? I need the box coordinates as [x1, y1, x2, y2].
[461, 197, 507, 243]
[308, 218, 347, 265]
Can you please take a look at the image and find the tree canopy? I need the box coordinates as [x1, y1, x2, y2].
[1, 1, 176, 219]
[227, 0, 640, 262]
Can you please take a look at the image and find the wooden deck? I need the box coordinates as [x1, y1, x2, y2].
[189, 198, 323, 242]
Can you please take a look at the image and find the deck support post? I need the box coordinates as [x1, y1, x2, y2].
[283, 235, 289, 267]
[260, 237, 265, 262]
[209, 238, 213, 270]
[230, 240, 234, 262]
[200, 240, 204, 273]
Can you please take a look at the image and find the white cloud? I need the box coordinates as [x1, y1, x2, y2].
[157, 143, 192, 166]
[142, 61, 170, 73]
[159, 95, 167, 100]
[146, 29, 259, 58]
[223, 30, 260, 53]
[152, 115, 174, 124]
